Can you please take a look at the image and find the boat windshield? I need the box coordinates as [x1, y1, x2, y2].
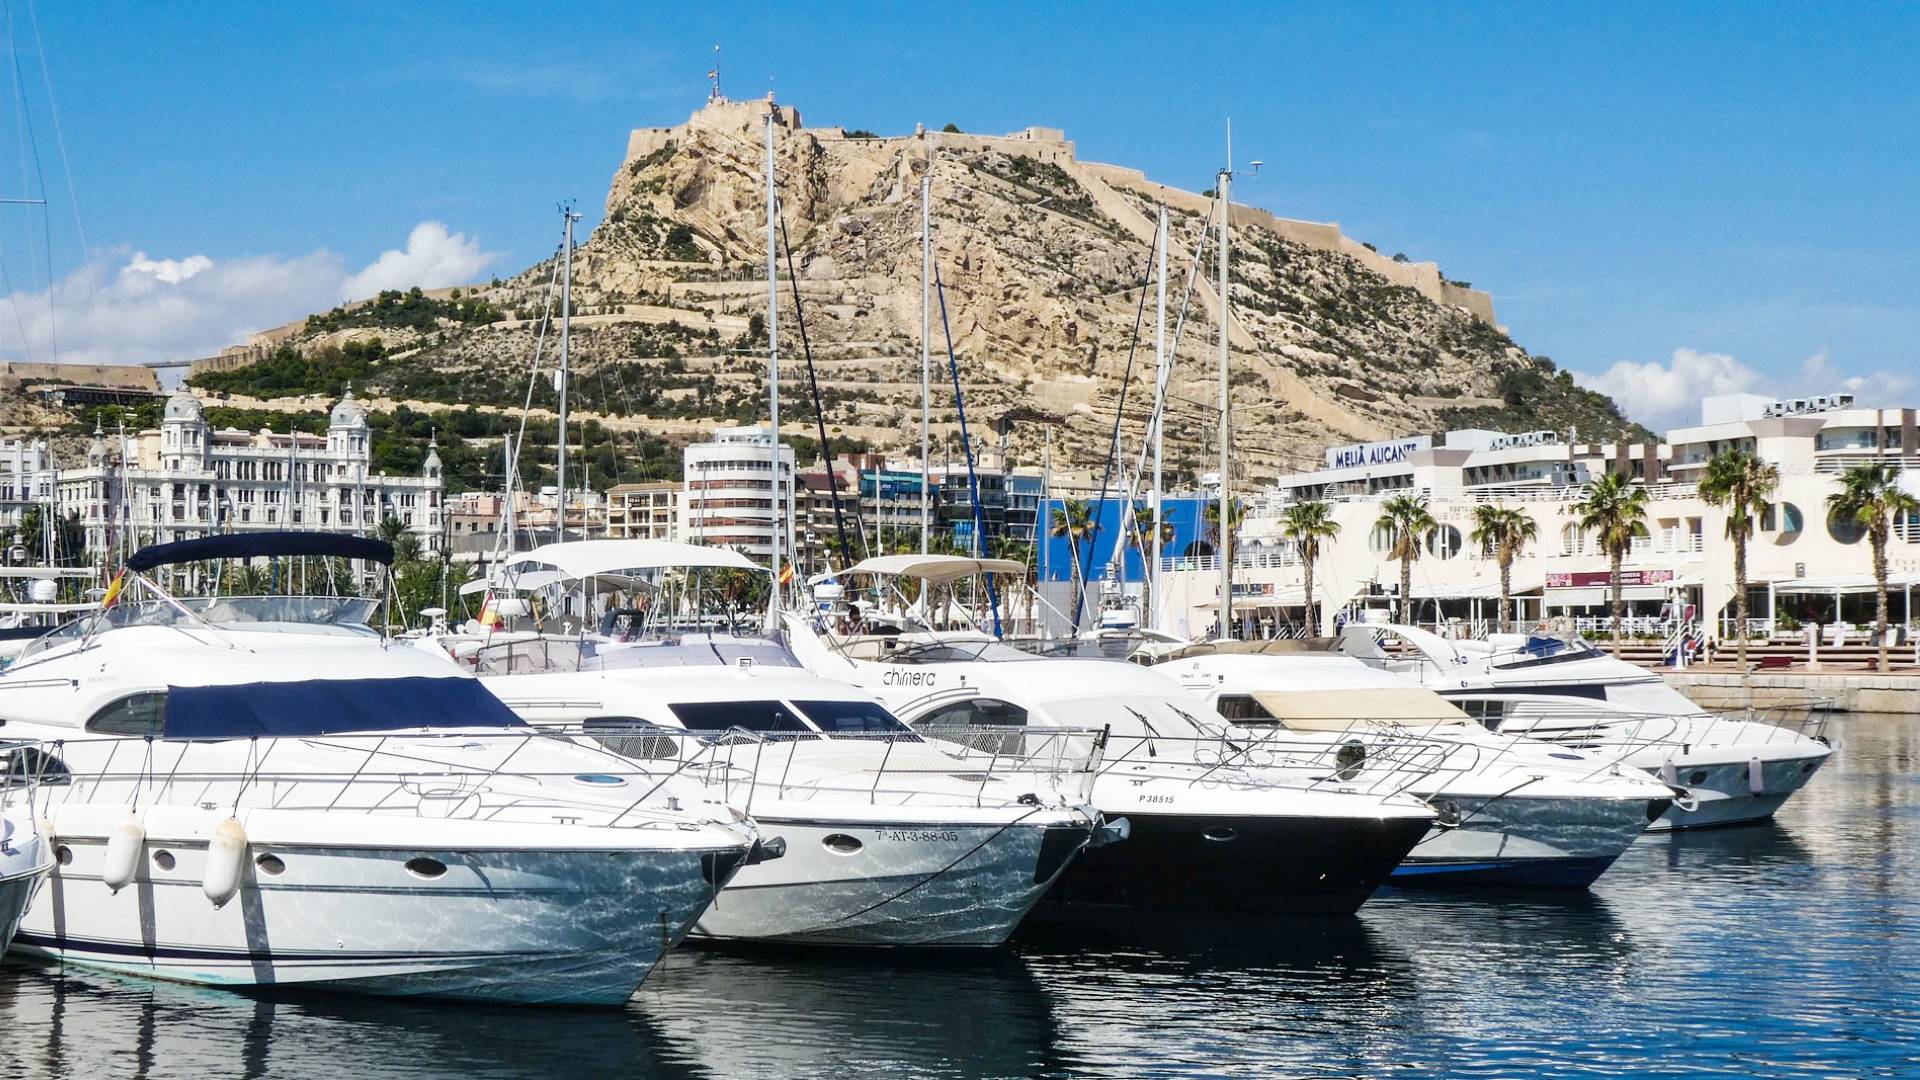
[19, 596, 380, 660]
[1001, 636, 1149, 661]
[1036, 693, 1231, 740]
[1489, 635, 1602, 669]
[587, 635, 804, 671]
[882, 639, 1036, 664]
[791, 699, 920, 738]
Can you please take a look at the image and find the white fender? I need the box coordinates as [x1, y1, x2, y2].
[102, 814, 145, 892]
[1747, 757, 1766, 795]
[203, 816, 248, 907]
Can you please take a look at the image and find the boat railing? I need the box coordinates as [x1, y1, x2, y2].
[1495, 702, 1826, 776]
[1096, 729, 1452, 799]
[11, 729, 738, 832]
[572, 721, 1109, 810]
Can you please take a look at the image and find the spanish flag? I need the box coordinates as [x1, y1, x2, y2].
[478, 591, 502, 629]
[778, 563, 795, 586]
[101, 568, 127, 610]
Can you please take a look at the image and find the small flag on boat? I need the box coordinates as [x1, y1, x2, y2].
[478, 591, 502, 629]
[778, 563, 795, 586]
[101, 569, 127, 610]
[707, 69, 718, 79]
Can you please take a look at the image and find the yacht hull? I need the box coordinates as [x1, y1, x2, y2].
[694, 816, 1091, 947]
[1042, 811, 1430, 915]
[1641, 752, 1826, 830]
[1390, 794, 1662, 888]
[14, 838, 736, 1006]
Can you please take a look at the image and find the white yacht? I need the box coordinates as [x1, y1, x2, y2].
[1158, 649, 1677, 887]
[0, 533, 763, 1005]
[783, 557, 1438, 916]
[0, 748, 52, 951]
[467, 540, 1112, 948]
[1336, 621, 1833, 830]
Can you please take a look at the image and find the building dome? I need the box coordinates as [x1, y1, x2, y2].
[163, 390, 204, 422]
[330, 386, 368, 429]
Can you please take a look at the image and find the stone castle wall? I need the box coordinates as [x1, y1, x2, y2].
[620, 100, 1497, 324]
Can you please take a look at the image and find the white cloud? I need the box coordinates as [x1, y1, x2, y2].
[341, 222, 497, 300]
[1575, 347, 1915, 431]
[0, 222, 497, 368]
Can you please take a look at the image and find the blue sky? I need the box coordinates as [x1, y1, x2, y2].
[4, 2, 1915, 429]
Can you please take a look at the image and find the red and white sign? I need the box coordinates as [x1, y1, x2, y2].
[1546, 569, 1677, 589]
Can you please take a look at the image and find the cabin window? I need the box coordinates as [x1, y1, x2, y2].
[666, 700, 811, 735]
[86, 692, 167, 737]
[919, 697, 1028, 729]
[793, 700, 917, 737]
[1457, 700, 1507, 730]
[1215, 694, 1276, 722]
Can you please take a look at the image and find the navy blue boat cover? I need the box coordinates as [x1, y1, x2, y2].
[127, 532, 394, 572]
[163, 677, 526, 739]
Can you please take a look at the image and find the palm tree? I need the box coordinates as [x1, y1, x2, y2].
[1280, 500, 1340, 634]
[1374, 494, 1435, 625]
[1050, 498, 1095, 632]
[1574, 470, 1652, 655]
[1697, 448, 1778, 673]
[1202, 496, 1246, 553]
[1124, 503, 1176, 625]
[1827, 463, 1917, 671]
[1469, 504, 1539, 634]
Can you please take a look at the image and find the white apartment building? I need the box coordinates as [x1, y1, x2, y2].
[58, 389, 443, 557]
[1161, 392, 1920, 642]
[680, 425, 795, 561]
[606, 481, 681, 541]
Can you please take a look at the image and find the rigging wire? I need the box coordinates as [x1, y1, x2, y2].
[776, 201, 857, 569]
[931, 258, 1002, 638]
[1070, 215, 1162, 633]
[2, 0, 54, 361]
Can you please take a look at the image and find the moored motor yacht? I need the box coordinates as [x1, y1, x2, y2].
[1337, 620, 1833, 830]
[468, 540, 1113, 948]
[782, 556, 1438, 916]
[1158, 649, 1678, 887]
[0, 747, 53, 950]
[0, 533, 762, 1005]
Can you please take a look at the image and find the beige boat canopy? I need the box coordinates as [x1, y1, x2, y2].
[842, 554, 1027, 584]
[1249, 687, 1473, 730]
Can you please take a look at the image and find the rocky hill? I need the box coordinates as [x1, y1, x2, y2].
[188, 96, 1644, 488]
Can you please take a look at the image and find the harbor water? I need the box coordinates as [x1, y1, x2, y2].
[0, 712, 1912, 1079]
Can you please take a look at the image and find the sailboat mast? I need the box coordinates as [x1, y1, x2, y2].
[1150, 206, 1167, 632]
[764, 104, 783, 611]
[555, 204, 577, 544]
[1216, 147, 1233, 639]
[920, 170, 932, 554]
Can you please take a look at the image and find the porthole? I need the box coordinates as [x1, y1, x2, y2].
[1827, 511, 1866, 545]
[1688, 770, 1709, 786]
[1201, 827, 1238, 843]
[152, 850, 175, 872]
[821, 834, 863, 855]
[53, 845, 71, 866]
[255, 854, 286, 876]
[1426, 524, 1463, 560]
[404, 856, 448, 879]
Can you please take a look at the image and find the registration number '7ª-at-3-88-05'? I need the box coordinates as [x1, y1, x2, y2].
[875, 829, 963, 842]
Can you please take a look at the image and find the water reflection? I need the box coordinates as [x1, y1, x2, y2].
[0, 962, 699, 1079]
[0, 714, 1910, 1078]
